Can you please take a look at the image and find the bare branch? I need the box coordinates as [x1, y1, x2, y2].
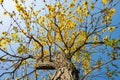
[0, 48, 23, 58]
[36, 61, 55, 70]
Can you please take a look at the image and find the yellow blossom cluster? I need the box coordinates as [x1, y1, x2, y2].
[34, 72, 39, 77]
[32, 41, 41, 50]
[73, 52, 80, 62]
[69, 2, 75, 8]
[102, 0, 108, 4]
[15, 77, 19, 80]
[108, 26, 115, 32]
[2, 32, 7, 36]
[93, 35, 99, 42]
[36, 16, 46, 27]
[32, 10, 40, 16]
[0, 0, 119, 79]
[65, 19, 76, 30]
[15, 3, 30, 20]
[0, 38, 10, 50]
[0, 57, 6, 62]
[0, 0, 3, 4]
[90, 2, 94, 9]
[103, 35, 109, 41]
[83, 1, 88, 7]
[11, 33, 18, 38]
[102, 26, 115, 33]
[102, 8, 116, 24]
[102, 28, 107, 33]
[5, 78, 9, 80]
[17, 44, 28, 54]
[108, 8, 116, 16]
[46, 4, 56, 12]
[82, 57, 91, 75]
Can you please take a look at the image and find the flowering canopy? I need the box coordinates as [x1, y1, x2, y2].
[0, 0, 120, 80]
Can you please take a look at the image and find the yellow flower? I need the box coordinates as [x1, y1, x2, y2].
[76, 6, 82, 13]
[46, 4, 55, 12]
[15, 4, 22, 11]
[90, 2, 94, 9]
[108, 26, 115, 32]
[108, 8, 116, 16]
[0, 0, 3, 4]
[5, 38, 11, 44]
[93, 35, 98, 42]
[102, 28, 106, 33]
[78, 18, 85, 22]
[65, 49, 69, 54]
[0, 37, 2, 41]
[12, 33, 18, 38]
[90, 5, 94, 10]
[43, 50, 49, 54]
[22, 60, 27, 65]
[84, 69, 91, 75]
[57, 2, 62, 8]
[110, 8, 116, 13]
[103, 35, 109, 41]
[13, 26, 18, 32]
[1, 39, 7, 45]
[34, 72, 39, 76]
[72, 0, 76, 2]
[56, 33, 62, 41]
[0, 57, 6, 62]
[84, 61, 90, 67]
[82, 7, 87, 12]
[3, 11, 7, 15]
[83, 1, 88, 7]
[69, 3, 75, 8]
[33, 63, 37, 68]
[15, 77, 19, 80]
[85, 11, 90, 16]
[5, 78, 9, 80]
[82, 58, 86, 62]
[17, 45, 26, 54]
[102, 0, 108, 4]
[2, 32, 7, 36]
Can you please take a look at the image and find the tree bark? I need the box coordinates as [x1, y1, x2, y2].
[36, 51, 79, 80]
[52, 51, 79, 80]
[52, 61, 79, 80]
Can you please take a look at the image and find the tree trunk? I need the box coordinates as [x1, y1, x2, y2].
[52, 62, 79, 80]
[52, 51, 79, 80]
[36, 51, 79, 80]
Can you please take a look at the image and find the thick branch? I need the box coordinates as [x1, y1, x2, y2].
[36, 62, 55, 70]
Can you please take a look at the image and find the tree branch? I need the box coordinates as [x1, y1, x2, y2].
[0, 48, 23, 58]
[81, 58, 120, 80]
[36, 61, 55, 70]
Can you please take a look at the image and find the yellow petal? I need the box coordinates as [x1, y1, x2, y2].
[108, 26, 115, 32]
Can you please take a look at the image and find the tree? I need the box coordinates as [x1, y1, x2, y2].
[0, 0, 120, 80]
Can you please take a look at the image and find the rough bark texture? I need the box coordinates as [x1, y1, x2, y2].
[52, 51, 79, 80]
[36, 51, 79, 80]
